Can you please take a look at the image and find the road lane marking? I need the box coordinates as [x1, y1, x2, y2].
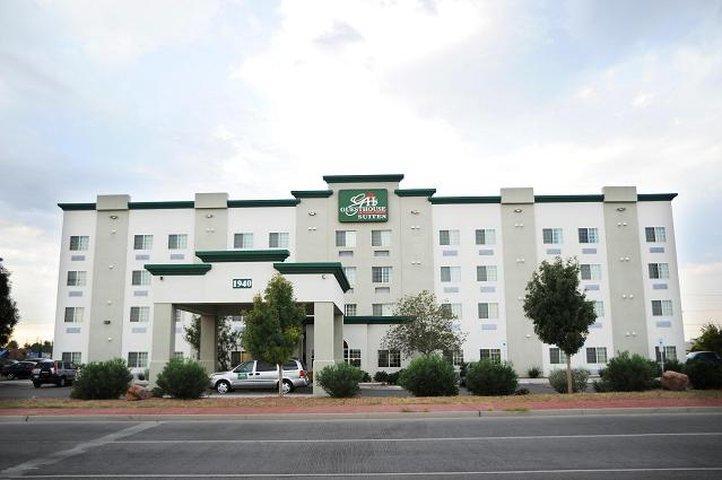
[0, 422, 159, 477]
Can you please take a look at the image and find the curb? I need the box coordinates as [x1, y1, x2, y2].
[1, 406, 720, 422]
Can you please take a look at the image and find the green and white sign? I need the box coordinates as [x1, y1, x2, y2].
[232, 278, 252, 289]
[338, 189, 388, 222]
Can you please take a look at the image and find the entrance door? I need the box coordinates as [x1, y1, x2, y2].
[254, 360, 280, 388]
[231, 361, 255, 387]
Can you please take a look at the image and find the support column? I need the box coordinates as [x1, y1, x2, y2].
[313, 302, 337, 396]
[199, 314, 217, 374]
[149, 303, 175, 386]
[333, 310, 344, 363]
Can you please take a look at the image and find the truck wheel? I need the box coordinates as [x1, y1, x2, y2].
[33, 381, 41, 389]
[57, 377, 66, 387]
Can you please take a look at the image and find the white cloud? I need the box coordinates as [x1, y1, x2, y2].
[680, 262, 722, 340]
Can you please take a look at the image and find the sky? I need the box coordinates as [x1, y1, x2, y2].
[1, 0, 721, 345]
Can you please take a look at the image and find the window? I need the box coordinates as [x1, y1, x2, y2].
[127, 352, 148, 368]
[133, 235, 153, 250]
[586, 347, 607, 364]
[61, 352, 81, 364]
[372, 303, 394, 316]
[378, 349, 401, 368]
[372, 266, 392, 283]
[234, 233, 254, 249]
[344, 304, 357, 316]
[543, 228, 563, 244]
[645, 227, 667, 243]
[549, 348, 568, 365]
[335, 230, 357, 248]
[168, 234, 188, 250]
[269, 232, 289, 248]
[648, 263, 670, 279]
[445, 350, 465, 366]
[578, 228, 599, 244]
[66, 271, 87, 287]
[475, 229, 496, 245]
[593, 301, 605, 318]
[371, 230, 391, 247]
[64, 307, 84, 323]
[651, 300, 673, 316]
[69, 236, 89, 251]
[580, 264, 602, 281]
[131, 270, 151, 286]
[441, 303, 462, 319]
[478, 303, 499, 320]
[130, 306, 150, 323]
[344, 347, 361, 368]
[343, 267, 356, 286]
[439, 229, 460, 246]
[480, 349, 501, 363]
[655, 346, 677, 362]
[476, 265, 498, 282]
[440, 266, 461, 283]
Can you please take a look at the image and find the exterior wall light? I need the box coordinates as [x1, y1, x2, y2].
[308, 211, 317, 216]
[513, 208, 523, 213]
[109, 214, 118, 220]
[616, 207, 626, 212]
[206, 213, 214, 219]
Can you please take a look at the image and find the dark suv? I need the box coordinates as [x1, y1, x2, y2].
[686, 351, 722, 365]
[1, 360, 37, 380]
[31, 360, 78, 388]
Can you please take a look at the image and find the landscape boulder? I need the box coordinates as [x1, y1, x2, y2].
[660, 370, 689, 391]
[125, 384, 152, 401]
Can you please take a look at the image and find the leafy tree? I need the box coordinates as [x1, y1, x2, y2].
[523, 258, 596, 394]
[6, 340, 18, 350]
[381, 290, 466, 358]
[184, 315, 243, 371]
[241, 275, 306, 396]
[690, 323, 722, 355]
[0, 262, 20, 347]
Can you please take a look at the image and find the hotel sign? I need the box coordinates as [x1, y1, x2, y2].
[232, 278, 252, 289]
[338, 189, 388, 222]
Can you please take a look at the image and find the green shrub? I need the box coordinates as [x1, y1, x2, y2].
[399, 355, 458, 397]
[359, 370, 372, 382]
[373, 371, 389, 383]
[527, 366, 542, 378]
[387, 369, 405, 385]
[659, 358, 686, 374]
[685, 361, 722, 390]
[465, 360, 518, 396]
[156, 357, 208, 399]
[316, 362, 364, 397]
[599, 352, 657, 391]
[548, 368, 590, 393]
[70, 358, 132, 400]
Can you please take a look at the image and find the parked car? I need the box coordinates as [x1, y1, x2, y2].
[31, 360, 78, 387]
[686, 351, 722, 365]
[209, 359, 309, 394]
[1, 360, 38, 380]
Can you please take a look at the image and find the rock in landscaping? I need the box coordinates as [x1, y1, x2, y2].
[660, 370, 689, 391]
[125, 384, 152, 401]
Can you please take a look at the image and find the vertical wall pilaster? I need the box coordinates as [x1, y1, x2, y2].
[199, 314, 218, 374]
[313, 301, 338, 396]
[194, 193, 229, 251]
[149, 303, 175, 385]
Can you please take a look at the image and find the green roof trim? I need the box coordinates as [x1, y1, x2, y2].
[145, 263, 212, 276]
[638, 193, 678, 201]
[323, 174, 404, 183]
[343, 315, 414, 325]
[430, 196, 501, 204]
[227, 199, 300, 208]
[58, 203, 97, 211]
[535, 195, 604, 203]
[196, 250, 290, 263]
[394, 189, 436, 197]
[273, 262, 351, 292]
[129, 201, 194, 209]
[290, 190, 334, 199]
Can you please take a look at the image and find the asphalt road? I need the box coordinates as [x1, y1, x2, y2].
[0, 412, 720, 479]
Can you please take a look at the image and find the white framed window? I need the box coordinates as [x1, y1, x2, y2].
[586, 347, 607, 364]
[480, 349, 501, 363]
[439, 229, 460, 246]
[69, 236, 89, 251]
[131, 270, 151, 286]
[127, 352, 148, 368]
[130, 306, 150, 323]
[655, 346, 677, 362]
[478, 302, 499, 319]
[651, 300, 673, 316]
[344, 304, 357, 316]
[269, 232, 289, 248]
[580, 264, 602, 281]
[66, 271, 87, 287]
[542, 228, 563, 244]
[648, 263, 670, 279]
[344, 348, 362, 368]
[645, 226, 667, 243]
[371, 230, 392, 247]
[335, 230, 357, 248]
[578, 228, 599, 244]
[173, 351, 184, 359]
[549, 347, 568, 365]
[445, 350, 464, 366]
[475, 229, 496, 245]
[64, 307, 84, 323]
[372, 266, 392, 283]
[168, 234, 188, 250]
[378, 349, 401, 368]
[372, 303, 394, 316]
[343, 267, 356, 286]
[133, 235, 153, 250]
[593, 301, 605, 318]
[476, 265, 498, 282]
[61, 352, 82, 364]
[234, 233, 254, 249]
[440, 266, 461, 283]
[441, 303, 462, 320]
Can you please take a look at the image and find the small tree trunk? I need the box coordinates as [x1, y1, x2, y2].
[565, 354, 573, 394]
[277, 363, 283, 397]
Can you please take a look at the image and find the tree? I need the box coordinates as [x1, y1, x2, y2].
[183, 315, 243, 371]
[690, 323, 722, 355]
[381, 290, 466, 358]
[523, 258, 596, 394]
[0, 262, 20, 347]
[241, 275, 306, 396]
[6, 340, 18, 350]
